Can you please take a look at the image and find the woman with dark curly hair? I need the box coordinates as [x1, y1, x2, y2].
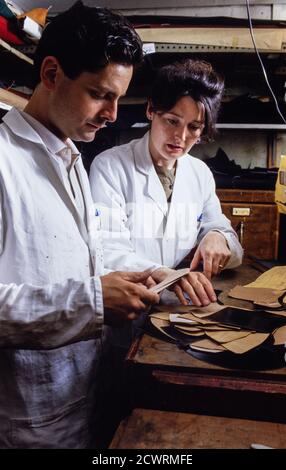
[90, 59, 243, 307]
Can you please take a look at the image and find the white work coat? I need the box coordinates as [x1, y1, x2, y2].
[90, 132, 243, 271]
[0, 108, 104, 448]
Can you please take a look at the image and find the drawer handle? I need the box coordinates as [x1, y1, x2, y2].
[232, 207, 250, 216]
[236, 221, 244, 245]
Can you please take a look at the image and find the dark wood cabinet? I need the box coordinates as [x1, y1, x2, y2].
[217, 189, 279, 260]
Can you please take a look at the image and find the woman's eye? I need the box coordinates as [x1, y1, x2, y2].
[167, 118, 177, 126]
[189, 125, 202, 132]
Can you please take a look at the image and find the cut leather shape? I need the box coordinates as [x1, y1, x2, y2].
[206, 307, 286, 333]
[190, 338, 225, 353]
[273, 325, 286, 345]
[228, 285, 286, 306]
[246, 266, 286, 290]
[221, 332, 269, 354]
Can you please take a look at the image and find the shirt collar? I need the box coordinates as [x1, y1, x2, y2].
[19, 110, 80, 160]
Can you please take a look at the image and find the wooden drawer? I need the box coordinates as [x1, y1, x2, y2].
[216, 190, 279, 260]
[221, 202, 279, 259]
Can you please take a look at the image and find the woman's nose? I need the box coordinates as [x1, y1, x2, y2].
[175, 126, 187, 141]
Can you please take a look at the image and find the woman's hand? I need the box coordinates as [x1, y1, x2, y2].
[190, 231, 231, 279]
[151, 267, 216, 306]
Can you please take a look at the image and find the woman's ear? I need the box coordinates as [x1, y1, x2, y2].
[146, 101, 154, 121]
[40, 56, 63, 91]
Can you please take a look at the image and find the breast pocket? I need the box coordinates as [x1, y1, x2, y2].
[11, 397, 89, 449]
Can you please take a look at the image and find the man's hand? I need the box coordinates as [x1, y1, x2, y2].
[101, 270, 159, 326]
[190, 231, 231, 279]
[151, 267, 216, 307]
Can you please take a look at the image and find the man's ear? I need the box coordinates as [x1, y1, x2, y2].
[40, 56, 63, 91]
[146, 101, 154, 121]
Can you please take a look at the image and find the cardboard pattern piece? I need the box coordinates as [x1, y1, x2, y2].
[221, 266, 286, 310]
[228, 285, 286, 308]
[148, 307, 286, 355]
[148, 267, 286, 357]
[273, 324, 286, 345]
[150, 268, 190, 294]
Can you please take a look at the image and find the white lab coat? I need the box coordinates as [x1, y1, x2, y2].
[90, 131, 243, 271]
[0, 108, 104, 448]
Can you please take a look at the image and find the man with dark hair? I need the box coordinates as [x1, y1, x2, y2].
[0, 1, 158, 448]
[33, 0, 142, 85]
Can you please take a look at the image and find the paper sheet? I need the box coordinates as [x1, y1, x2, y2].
[169, 313, 196, 324]
[228, 285, 285, 306]
[189, 303, 227, 317]
[150, 317, 174, 339]
[206, 329, 252, 343]
[273, 325, 286, 345]
[190, 338, 226, 353]
[222, 332, 269, 354]
[150, 312, 170, 321]
[246, 266, 286, 290]
[174, 326, 204, 336]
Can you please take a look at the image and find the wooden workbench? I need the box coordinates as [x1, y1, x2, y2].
[110, 408, 286, 449]
[125, 264, 286, 423]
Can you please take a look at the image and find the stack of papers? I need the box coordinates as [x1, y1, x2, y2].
[149, 302, 286, 354]
[149, 266, 286, 353]
[224, 266, 286, 310]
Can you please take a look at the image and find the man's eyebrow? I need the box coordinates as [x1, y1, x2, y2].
[87, 85, 126, 98]
[87, 85, 111, 93]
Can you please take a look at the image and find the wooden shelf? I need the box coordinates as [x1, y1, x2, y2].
[125, 120, 286, 130]
[0, 38, 33, 65]
[136, 27, 286, 53]
[217, 123, 286, 130]
[0, 88, 28, 110]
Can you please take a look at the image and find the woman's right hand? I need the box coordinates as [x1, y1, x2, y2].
[151, 267, 217, 306]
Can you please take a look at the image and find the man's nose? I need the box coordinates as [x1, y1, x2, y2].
[102, 100, 118, 123]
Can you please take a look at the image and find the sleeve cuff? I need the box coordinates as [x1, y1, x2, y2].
[93, 276, 104, 318]
[211, 230, 243, 268]
[209, 229, 229, 247]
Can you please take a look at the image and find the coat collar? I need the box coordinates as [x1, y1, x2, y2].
[133, 131, 154, 176]
[3, 107, 78, 157]
[3, 107, 92, 244]
[3, 107, 50, 146]
[134, 131, 167, 213]
[133, 131, 189, 216]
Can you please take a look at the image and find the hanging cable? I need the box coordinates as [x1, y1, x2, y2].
[246, 0, 286, 124]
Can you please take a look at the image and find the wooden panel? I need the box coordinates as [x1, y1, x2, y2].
[221, 202, 279, 259]
[217, 189, 275, 203]
[110, 408, 286, 449]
